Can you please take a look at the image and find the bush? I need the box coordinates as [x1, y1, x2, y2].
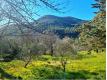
[39, 55, 52, 61]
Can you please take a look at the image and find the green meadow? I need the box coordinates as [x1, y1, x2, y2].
[0, 51, 106, 80]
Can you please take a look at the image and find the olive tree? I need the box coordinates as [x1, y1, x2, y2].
[18, 35, 44, 68]
[36, 33, 58, 56]
[0, 37, 21, 62]
[54, 37, 77, 78]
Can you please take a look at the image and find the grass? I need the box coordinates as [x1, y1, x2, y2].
[0, 51, 106, 80]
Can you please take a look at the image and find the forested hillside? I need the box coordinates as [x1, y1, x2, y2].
[0, 15, 86, 38]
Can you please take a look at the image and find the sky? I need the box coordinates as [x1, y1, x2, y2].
[36, 0, 97, 20]
[0, 0, 97, 28]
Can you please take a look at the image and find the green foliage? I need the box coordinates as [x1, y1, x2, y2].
[0, 39, 21, 61]
[39, 55, 53, 61]
[92, 0, 106, 13]
[79, 12, 106, 51]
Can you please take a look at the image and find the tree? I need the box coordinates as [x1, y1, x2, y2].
[78, 0, 106, 52]
[79, 14, 105, 52]
[54, 37, 77, 79]
[0, 38, 10, 61]
[0, 37, 21, 62]
[92, 0, 106, 13]
[18, 35, 43, 68]
[36, 32, 58, 56]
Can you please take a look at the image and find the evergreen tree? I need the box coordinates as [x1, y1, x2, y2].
[79, 0, 106, 52]
[92, 0, 106, 13]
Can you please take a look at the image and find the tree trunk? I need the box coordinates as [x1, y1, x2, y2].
[96, 49, 98, 53]
[24, 57, 31, 68]
[61, 58, 67, 79]
[63, 63, 66, 79]
[50, 46, 54, 56]
[88, 50, 91, 54]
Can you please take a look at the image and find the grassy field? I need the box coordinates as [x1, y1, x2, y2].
[0, 51, 106, 80]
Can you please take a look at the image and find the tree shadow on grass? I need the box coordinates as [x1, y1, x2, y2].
[0, 68, 22, 80]
[31, 65, 106, 79]
[67, 70, 105, 80]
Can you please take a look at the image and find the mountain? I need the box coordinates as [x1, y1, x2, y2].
[0, 15, 87, 38]
[33, 15, 86, 27]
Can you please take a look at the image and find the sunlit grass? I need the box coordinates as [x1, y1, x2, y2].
[0, 51, 106, 80]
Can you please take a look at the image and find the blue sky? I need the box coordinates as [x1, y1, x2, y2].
[36, 0, 97, 20]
